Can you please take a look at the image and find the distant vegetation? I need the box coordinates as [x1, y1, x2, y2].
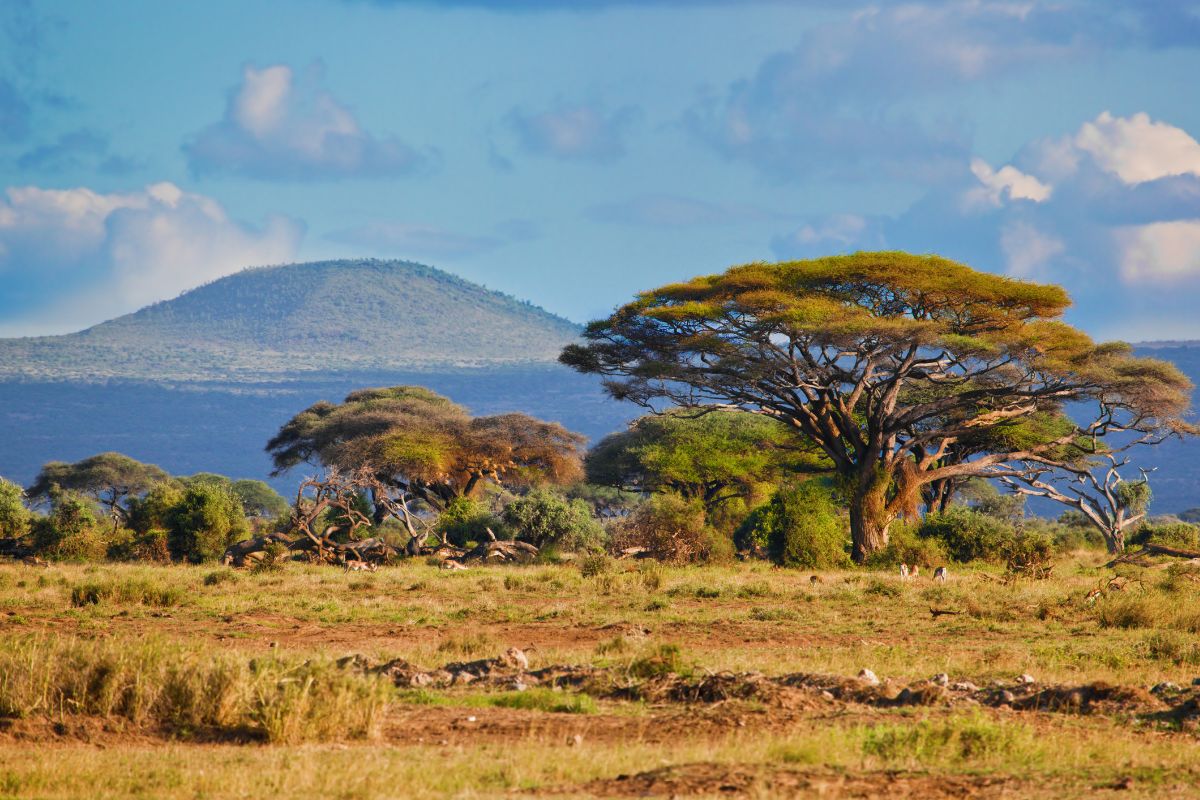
[0, 259, 582, 381]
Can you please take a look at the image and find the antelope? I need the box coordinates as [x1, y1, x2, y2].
[934, 566, 948, 583]
[343, 559, 377, 573]
[899, 563, 910, 581]
[911, 565, 920, 578]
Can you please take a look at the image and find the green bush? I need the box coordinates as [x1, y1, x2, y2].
[502, 489, 606, 551]
[0, 477, 29, 539]
[435, 497, 502, 547]
[918, 506, 1013, 563]
[735, 481, 849, 569]
[30, 493, 108, 561]
[166, 483, 250, 563]
[1130, 521, 1199, 551]
[126, 482, 185, 535]
[865, 521, 946, 568]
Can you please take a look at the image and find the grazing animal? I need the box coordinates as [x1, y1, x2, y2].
[21, 555, 47, 568]
[934, 566, 948, 583]
[343, 559, 377, 573]
[910, 565, 919, 578]
[899, 563, 910, 581]
[809, 575, 822, 585]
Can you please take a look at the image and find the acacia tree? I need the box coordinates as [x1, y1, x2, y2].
[561, 252, 1193, 561]
[266, 386, 586, 528]
[586, 409, 827, 514]
[27, 452, 170, 534]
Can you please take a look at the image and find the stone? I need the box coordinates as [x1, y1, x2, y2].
[930, 672, 949, 686]
[857, 668, 880, 686]
[951, 681, 979, 692]
[1015, 673, 1036, 685]
[1151, 682, 1182, 695]
[999, 689, 1016, 704]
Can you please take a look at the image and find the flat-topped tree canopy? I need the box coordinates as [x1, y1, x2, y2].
[561, 251, 1194, 561]
[267, 385, 586, 513]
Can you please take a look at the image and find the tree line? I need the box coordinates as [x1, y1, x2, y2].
[2, 252, 1197, 567]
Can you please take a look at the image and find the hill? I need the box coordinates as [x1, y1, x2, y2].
[0, 259, 583, 381]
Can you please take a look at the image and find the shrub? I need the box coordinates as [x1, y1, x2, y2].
[918, 506, 1013, 563]
[865, 521, 945, 568]
[1130, 521, 1199, 551]
[627, 644, 688, 679]
[610, 494, 720, 564]
[502, 489, 606, 551]
[579, 553, 614, 578]
[30, 493, 108, 561]
[126, 482, 185, 534]
[435, 497, 501, 547]
[0, 477, 29, 538]
[166, 483, 250, 563]
[735, 481, 849, 569]
[107, 529, 171, 563]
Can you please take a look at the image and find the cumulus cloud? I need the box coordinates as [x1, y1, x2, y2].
[0, 183, 303, 335]
[185, 63, 431, 180]
[1072, 111, 1200, 185]
[508, 100, 639, 162]
[683, 2, 1200, 183]
[768, 111, 1200, 338]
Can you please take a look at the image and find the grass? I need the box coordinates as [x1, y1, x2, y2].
[1, 554, 1199, 796]
[0, 634, 390, 743]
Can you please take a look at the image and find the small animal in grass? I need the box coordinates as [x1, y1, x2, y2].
[809, 575, 823, 585]
[899, 563, 910, 581]
[343, 559, 377, 573]
[934, 566, 948, 583]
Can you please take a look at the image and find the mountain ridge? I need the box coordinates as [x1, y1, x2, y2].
[0, 259, 582, 382]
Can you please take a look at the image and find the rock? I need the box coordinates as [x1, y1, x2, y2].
[452, 670, 476, 686]
[998, 689, 1016, 704]
[1151, 681, 1182, 695]
[930, 672, 949, 686]
[510, 678, 528, 692]
[857, 668, 880, 686]
[820, 690, 834, 701]
[951, 681, 978, 692]
[1015, 673, 1036, 685]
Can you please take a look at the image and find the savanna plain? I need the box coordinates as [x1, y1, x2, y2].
[1, 555, 1198, 799]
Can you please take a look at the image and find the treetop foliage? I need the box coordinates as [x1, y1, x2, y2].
[586, 409, 827, 510]
[266, 385, 586, 509]
[27, 452, 169, 507]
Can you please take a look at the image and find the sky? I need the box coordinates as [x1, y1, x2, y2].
[1, 0, 1200, 341]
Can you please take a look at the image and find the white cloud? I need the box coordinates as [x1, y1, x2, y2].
[999, 220, 1064, 278]
[1073, 111, 1200, 185]
[966, 158, 1052, 207]
[1114, 220, 1200, 282]
[185, 64, 430, 180]
[0, 182, 302, 335]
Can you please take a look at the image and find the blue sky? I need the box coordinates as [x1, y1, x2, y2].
[2, 0, 1200, 341]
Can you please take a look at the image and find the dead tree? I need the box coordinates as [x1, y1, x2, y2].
[1002, 455, 1152, 554]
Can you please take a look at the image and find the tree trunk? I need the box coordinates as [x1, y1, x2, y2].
[849, 472, 893, 563]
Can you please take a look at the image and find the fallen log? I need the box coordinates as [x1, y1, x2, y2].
[461, 540, 539, 564]
[1143, 543, 1200, 560]
[222, 533, 294, 566]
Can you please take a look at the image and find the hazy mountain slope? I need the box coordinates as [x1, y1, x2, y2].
[0, 260, 582, 381]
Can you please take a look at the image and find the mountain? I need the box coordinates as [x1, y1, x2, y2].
[0, 259, 583, 381]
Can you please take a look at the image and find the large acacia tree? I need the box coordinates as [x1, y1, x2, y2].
[27, 452, 170, 533]
[267, 386, 586, 522]
[561, 252, 1192, 561]
[586, 409, 827, 514]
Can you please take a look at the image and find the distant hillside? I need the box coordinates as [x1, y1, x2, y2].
[0, 259, 582, 381]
